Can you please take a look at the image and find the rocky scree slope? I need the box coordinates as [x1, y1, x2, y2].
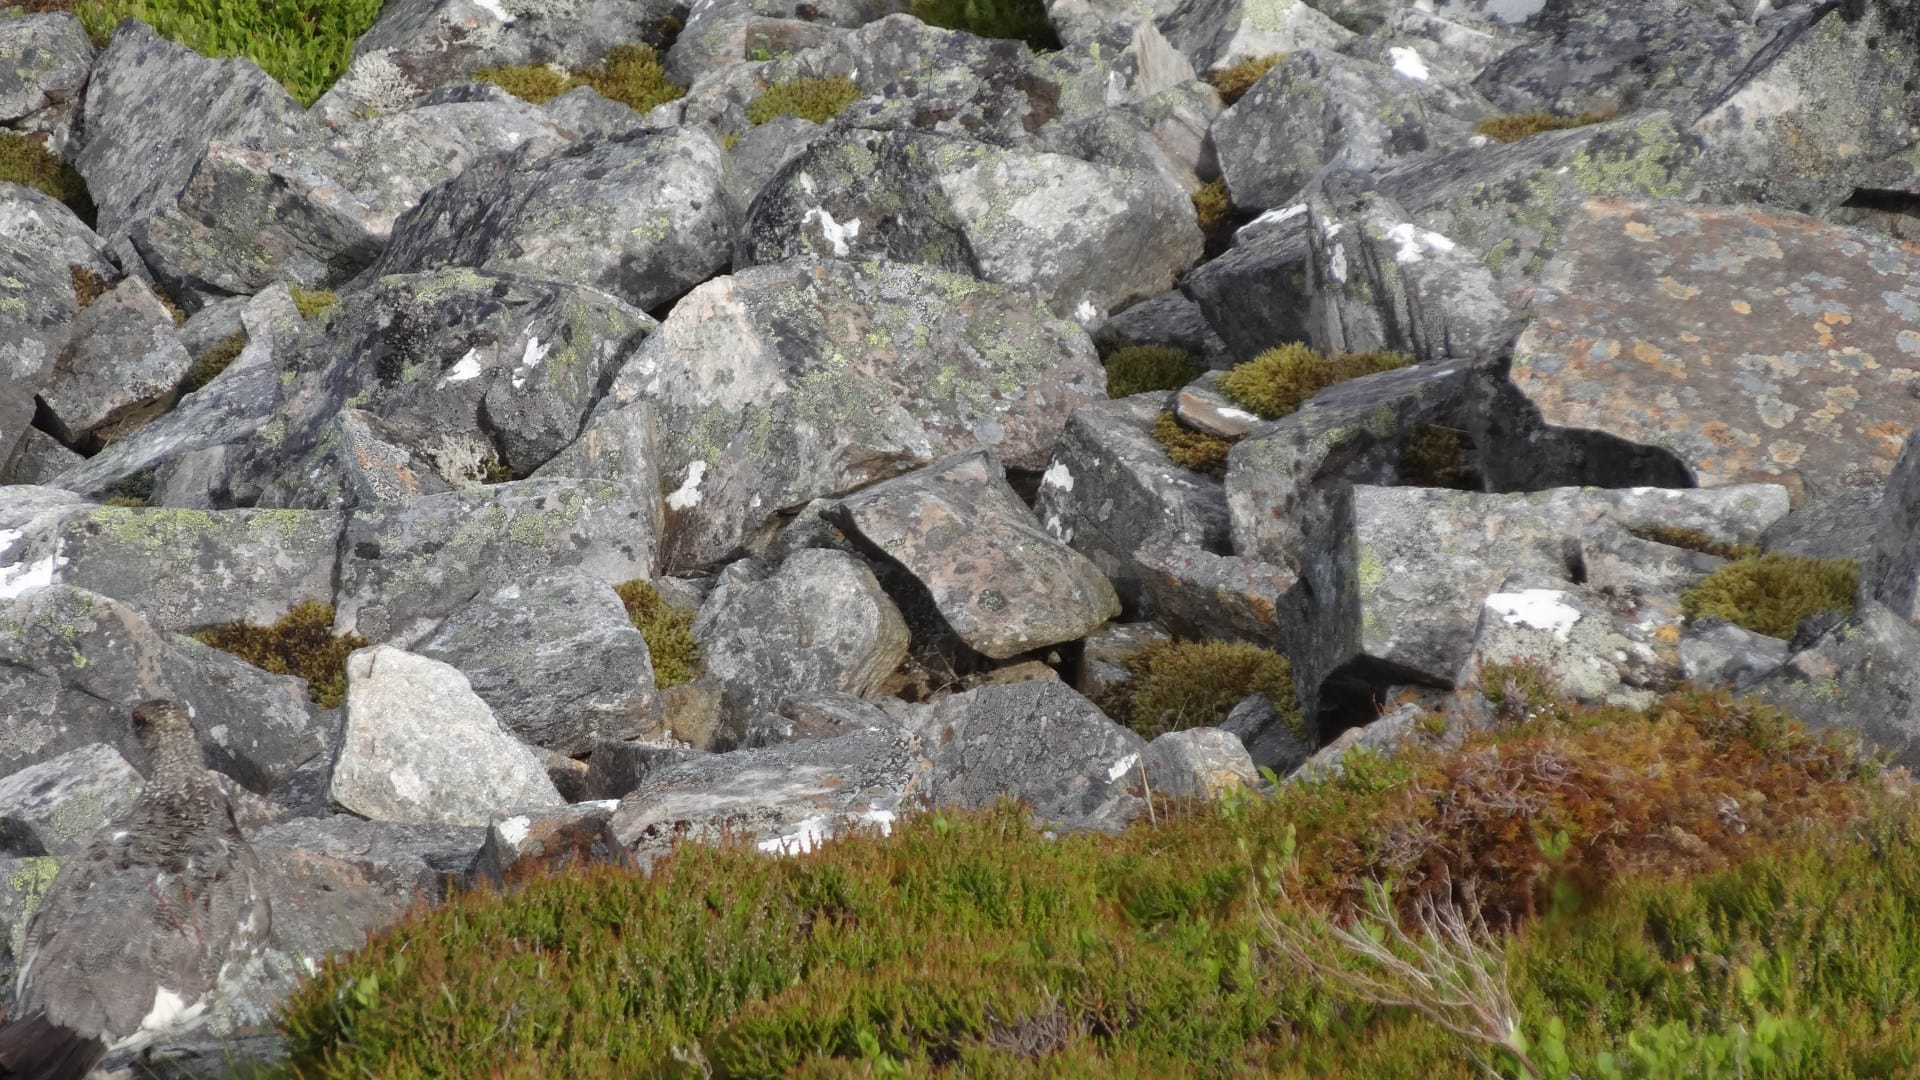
[1, 0, 1919, 1070]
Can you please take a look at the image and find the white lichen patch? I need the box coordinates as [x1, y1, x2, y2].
[1485, 589, 1582, 642]
[472, 0, 517, 22]
[1388, 46, 1430, 81]
[512, 336, 551, 390]
[1328, 241, 1348, 282]
[1384, 222, 1459, 263]
[441, 348, 486, 385]
[666, 460, 707, 511]
[803, 207, 862, 256]
[1041, 461, 1075, 491]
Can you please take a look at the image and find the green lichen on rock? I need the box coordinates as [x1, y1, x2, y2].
[192, 600, 369, 709]
[614, 580, 702, 688]
[1105, 344, 1202, 398]
[184, 328, 248, 392]
[1151, 411, 1233, 479]
[1474, 109, 1614, 143]
[0, 129, 94, 226]
[1206, 53, 1284, 105]
[1681, 553, 1860, 639]
[908, 0, 1059, 50]
[746, 75, 862, 126]
[1217, 342, 1412, 420]
[1109, 638, 1299, 740]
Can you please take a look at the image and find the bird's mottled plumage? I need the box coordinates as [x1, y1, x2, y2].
[0, 700, 270, 1080]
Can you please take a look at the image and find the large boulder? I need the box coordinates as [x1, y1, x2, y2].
[1752, 602, 1920, 771]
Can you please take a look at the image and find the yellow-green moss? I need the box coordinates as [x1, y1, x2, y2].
[1191, 178, 1232, 235]
[745, 75, 862, 127]
[1217, 342, 1413, 420]
[1681, 553, 1860, 639]
[471, 61, 576, 104]
[1397, 424, 1471, 488]
[1207, 53, 1284, 106]
[288, 285, 337, 321]
[1475, 109, 1616, 143]
[614, 580, 702, 688]
[1112, 638, 1298, 740]
[1105, 344, 1202, 398]
[1151, 411, 1234, 479]
[0, 129, 94, 226]
[474, 45, 683, 114]
[192, 600, 369, 709]
[184, 329, 248, 392]
[1630, 525, 1760, 562]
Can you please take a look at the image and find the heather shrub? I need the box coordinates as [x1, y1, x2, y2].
[1110, 638, 1299, 739]
[1681, 552, 1859, 639]
[1219, 343, 1413, 420]
[73, 0, 385, 105]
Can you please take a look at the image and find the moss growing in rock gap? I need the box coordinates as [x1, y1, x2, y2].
[1190, 178, 1232, 234]
[0, 130, 94, 226]
[1629, 524, 1760, 562]
[473, 45, 683, 114]
[745, 75, 863, 126]
[1680, 552, 1860, 639]
[68, 265, 111, 307]
[1150, 410, 1234, 479]
[1474, 109, 1616, 143]
[1109, 638, 1299, 740]
[1217, 342, 1413, 420]
[183, 329, 247, 392]
[1103, 344, 1202, 398]
[287, 285, 337, 320]
[908, 0, 1060, 50]
[613, 579, 703, 688]
[470, 61, 576, 104]
[1397, 424, 1473, 489]
[192, 600, 369, 709]
[101, 467, 156, 508]
[1206, 53, 1285, 106]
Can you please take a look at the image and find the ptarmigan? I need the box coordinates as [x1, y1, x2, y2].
[0, 700, 271, 1080]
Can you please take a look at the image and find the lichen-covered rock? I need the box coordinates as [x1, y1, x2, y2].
[332, 646, 565, 826]
[1156, 0, 1353, 75]
[1141, 726, 1258, 800]
[1751, 601, 1920, 770]
[1217, 690, 1312, 774]
[666, 0, 891, 84]
[1092, 291, 1231, 369]
[334, 479, 660, 646]
[36, 275, 191, 445]
[1680, 617, 1791, 690]
[829, 450, 1120, 660]
[138, 94, 573, 296]
[467, 800, 631, 890]
[691, 549, 909, 738]
[1176, 209, 1314, 363]
[1133, 540, 1304, 656]
[608, 724, 921, 871]
[578, 258, 1104, 570]
[417, 569, 661, 756]
[901, 677, 1145, 832]
[368, 127, 730, 312]
[0, 743, 139, 858]
[0, 231, 84, 470]
[0, 12, 92, 147]
[0, 184, 114, 281]
[1869, 431, 1920, 630]
[1456, 585, 1676, 713]
[0, 431, 82, 487]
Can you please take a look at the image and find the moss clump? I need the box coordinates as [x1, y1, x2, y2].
[475, 45, 683, 114]
[1151, 411, 1233, 479]
[1191, 178, 1231, 235]
[1397, 424, 1472, 488]
[745, 75, 862, 126]
[1681, 553, 1860, 639]
[1630, 524, 1760, 562]
[192, 600, 369, 709]
[614, 580, 702, 688]
[1207, 53, 1284, 105]
[74, 0, 385, 105]
[1112, 638, 1298, 740]
[184, 329, 247, 393]
[1217, 342, 1413, 420]
[1475, 109, 1615, 143]
[69, 265, 111, 307]
[1, 130, 94, 226]
[101, 467, 156, 508]
[909, 0, 1059, 50]
[288, 285, 337, 321]
[1104, 344, 1202, 398]
[471, 61, 575, 103]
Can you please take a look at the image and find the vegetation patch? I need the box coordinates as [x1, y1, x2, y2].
[73, 0, 385, 105]
[1629, 524, 1759, 562]
[1475, 109, 1615, 143]
[1, 129, 94, 226]
[474, 45, 683, 114]
[1191, 177, 1232, 236]
[1151, 410, 1234, 479]
[183, 329, 247, 392]
[100, 467, 156, 507]
[192, 600, 369, 709]
[745, 75, 863, 126]
[288, 285, 337, 321]
[1109, 637, 1298, 740]
[909, 0, 1060, 50]
[1104, 344, 1202, 398]
[68, 265, 111, 307]
[1218, 342, 1413, 420]
[614, 579, 702, 688]
[271, 681, 1907, 1078]
[1398, 424, 1473, 488]
[1207, 53, 1285, 105]
[1681, 552, 1859, 639]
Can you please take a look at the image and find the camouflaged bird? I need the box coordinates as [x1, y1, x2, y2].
[0, 700, 271, 1080]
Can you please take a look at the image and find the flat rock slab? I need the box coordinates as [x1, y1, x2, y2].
[0, 743, 139, 858]
[1511, 199, 1920, 505]
[830, 450, 1120, 660]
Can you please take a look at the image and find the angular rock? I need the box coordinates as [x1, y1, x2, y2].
[0, 431, 82, 487]
[0, 856, 61, 1012]
[1218, 691, 1313, 775]
[1092, 290, 1232, 368]
[1177, 209, 1314, 363]
[332, 646, 565, 826]
[580, 259, 1104, 570]
[334, 479, 659, 646]
[0, 13, 92, 147]
[830, 451, 1120, 660]
[1074, 620, 1170, 703]
[584, 738, 704, 801]
[1456, 585, 1677, 712]
[1133, 540, 1304, 655]
[608, 724, 922, 870]
[1868, 430, 1920, 629]
[468, 801, 632, 890]
[1032, 393, 1230, 613]
[1157, 0, 1353, 75]
[0, 184, 115, 280]
[1680, 617, 1791, 689]
[692, 549, 909, 736]
[0, 232, 83, 468]
[904, 678, 1146, 831]
[1174, 372, 1260, 438]
[1751, 602, 1920, 770]
[1142, 727, 1259, 800]
[36, 275, 192, 445]
[369, 127, 731, 312]
[0, 743, 139, 858]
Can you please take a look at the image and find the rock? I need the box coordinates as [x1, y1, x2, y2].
[0, 13, 92, 148]
[331, 646, 565, 826]
[722, 113, 825, 213]
[416, 569, 662, 756]
[467, 801, 632, 890]
[1751, 602, 1920, 771]
[692, 549, 910, 738]
[1868, 431, 1920, 630]
[1157, 0, 1354, 75]
[1133, 540, 1304, 656]
[581, 259, 1104, 570]
[1142, 727, 1258, 799]
[0, 856, 62, 1012]
[0, 431, 83, 487]
[0, 743, 140, 857]
[584, 739, 704, 801]
[1032, 393, 1230, 614]
[1092, 291, 1232, 368]
[1073, 620, 1170, 703]
[0, 232, 83, 471]
[829, 450, 1120, 660]
[334, 479, 659, 646]
[36, 275, 192, 446]
[0, 183, 115, 280]
[608, 724, 922, 871]
[368, 127, 731, 312]
[1455, 585, 1677, 713]
[1177, 209, 1314, 363]
[1175, 371, 1261, 437]
[1680, 617, 1791, 689]
[903, 678, 1145, 832]
[1217, 691, 1313, 775]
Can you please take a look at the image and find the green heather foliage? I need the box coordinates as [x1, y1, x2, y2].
[1114, 638, 1299, 739]
[73, 0, 385, 105]
[287, 285, 337, 321]
[1104, 344, 1202, 398]
[614, 579, 702, 688]
[1681, 553, 1859, 639]
[909, 0, 1059, 50]
[192, 600, 369, 709]
[1218, 342, 1413, 420]
[184, 328, 247, 392]
[101, 467, 156, 507]
[1475, 109, 1615, 143]
[0, 130, 94, 225]
[474, 45, 683, 114]
[272, 686, 1912, 1077]
[745, 75, 862, 126]
[1151, 410, 1234, 479]
[1208, 53, 1284, 105]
